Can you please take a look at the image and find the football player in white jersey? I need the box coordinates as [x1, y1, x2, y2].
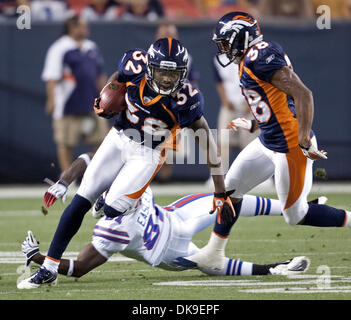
[19, 186, 309, 288]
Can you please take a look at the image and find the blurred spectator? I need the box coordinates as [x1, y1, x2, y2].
[257, 0, 314, 20]
[0, 0, 72, 21]
[31, 0, 72, 21]
[119, 0, 164, 21]
[312, 0, 351, 19]
[155, 22, 200, 85]
[194, 0, 255, 18]
[212, 56, 258, 171]
[153, 22, 200, 183]
[41, 15, 109, 172]
[80, 0, 122, 21]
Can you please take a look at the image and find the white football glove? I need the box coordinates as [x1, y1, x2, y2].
[299, 143, 328, 160]
[21, 231, 40, 267]
[43, 180, 68, 207]
[227, 117, 253, 132]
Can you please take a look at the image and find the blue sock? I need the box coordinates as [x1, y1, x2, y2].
[302, 203, 346, 227]
[214, 199, 242, 237]
[47, 194, 91, 260]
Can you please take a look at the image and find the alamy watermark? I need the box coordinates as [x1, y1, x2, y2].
[316, 5, 331, 30]
[16, 5, 31, 30]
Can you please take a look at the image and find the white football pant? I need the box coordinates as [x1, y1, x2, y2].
[77, 128, 164, 213]
[225, 136, 317, 225]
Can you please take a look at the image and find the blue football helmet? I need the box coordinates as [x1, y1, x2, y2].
[146, 37, 188, 96]
[212, 11, 263, 66]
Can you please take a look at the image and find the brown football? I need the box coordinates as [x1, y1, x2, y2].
[99, 80, 127, 114]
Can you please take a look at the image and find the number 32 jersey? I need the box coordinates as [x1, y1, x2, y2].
[239, 40, 298, 153]
[114, 48, 204, 150]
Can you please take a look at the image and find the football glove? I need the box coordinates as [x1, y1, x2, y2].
[227, 118, 255, 132]
[43, 180, 68, 207]
[93, 97, 116, 119]
[299, 142, 327, 160]
[21, 231, 40, 267]
[210, 192, 236, 225]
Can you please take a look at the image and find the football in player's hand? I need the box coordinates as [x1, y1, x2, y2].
[99, 80, 127, 114]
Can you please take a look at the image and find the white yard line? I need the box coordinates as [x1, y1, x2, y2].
[0, 251, 135, 264]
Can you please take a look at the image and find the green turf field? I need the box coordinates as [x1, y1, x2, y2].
[0, 193, 350, 300]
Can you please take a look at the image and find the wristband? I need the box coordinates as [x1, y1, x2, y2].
[78, 153, 91, 167]
[67, 259, 74, 277]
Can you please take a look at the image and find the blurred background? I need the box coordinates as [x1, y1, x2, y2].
[0, 0, 351, 185]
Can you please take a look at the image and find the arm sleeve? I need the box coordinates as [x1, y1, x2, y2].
[116, 49, 147, 83]
[41, 43, 64, 81]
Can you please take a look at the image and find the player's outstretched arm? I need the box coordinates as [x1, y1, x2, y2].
[270, 66, 327, 160]
[43, 152, 94, 207]
[22, 232, 106, 278]
[190, 116, 235, 224]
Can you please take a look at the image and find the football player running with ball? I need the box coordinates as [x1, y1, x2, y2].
[20, 38, 235, 288]
[179, 12, 351, 271]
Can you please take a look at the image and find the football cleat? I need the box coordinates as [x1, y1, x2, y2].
[91, 192, 106, 219]
[17, 266, 57, 289]
[269, 256, 310, 275]
[308, 196, 328, 205]
[21, 231, 40, 267]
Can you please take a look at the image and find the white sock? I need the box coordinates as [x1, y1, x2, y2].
[241, 195, 282, 217]
[200, 258, 253, 276]
[42, 256, 59, 274]
[343, 211, 351, 227]
[207, 231, 228, 252]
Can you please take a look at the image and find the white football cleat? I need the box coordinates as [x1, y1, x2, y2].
[17, 266, 57, 289]
[269, 256, 310, 275]
[317, 196, 328, 205]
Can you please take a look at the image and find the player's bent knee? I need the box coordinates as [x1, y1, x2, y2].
[104, 203, 124, 218]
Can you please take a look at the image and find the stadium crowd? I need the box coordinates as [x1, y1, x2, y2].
[1, 0, 351, 22]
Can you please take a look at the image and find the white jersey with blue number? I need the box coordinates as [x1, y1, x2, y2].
[91, 188, 215, 269]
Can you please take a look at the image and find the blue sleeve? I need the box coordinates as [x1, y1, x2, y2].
[247, 42, 288, 83]
[177, 89, 204, 128]
[117, 48, 147, 83]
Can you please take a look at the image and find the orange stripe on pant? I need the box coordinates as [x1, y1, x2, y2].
[125, 149, 166, 200]
[284, 146, 307, 210]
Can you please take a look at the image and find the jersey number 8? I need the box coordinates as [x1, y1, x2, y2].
[243, 89, 271, 123]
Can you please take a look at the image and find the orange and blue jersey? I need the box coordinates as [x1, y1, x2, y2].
[239, 40, 299, 153]
[114, 48, 204, 150]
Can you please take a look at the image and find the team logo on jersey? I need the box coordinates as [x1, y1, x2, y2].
[218, 19, 256, 35]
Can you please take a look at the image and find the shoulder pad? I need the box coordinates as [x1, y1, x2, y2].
[174, 81, 203, 111]
[117, 48, 148, 83]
